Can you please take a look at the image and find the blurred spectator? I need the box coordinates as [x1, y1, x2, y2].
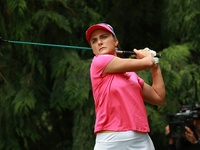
[165, 106, 200, 150]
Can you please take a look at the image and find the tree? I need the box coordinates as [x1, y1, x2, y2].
[0, 0, 98, 149]
[1, 0, 200, 149]
[161, 0, 200, 113]
[142, 0, 200, 149]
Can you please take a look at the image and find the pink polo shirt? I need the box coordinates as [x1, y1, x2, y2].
[90, 55, 150, 134]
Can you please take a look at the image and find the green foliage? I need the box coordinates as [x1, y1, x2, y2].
[72, 94, 96, 150]
[0, 0, 97, 149]
[0, 0, 200, 150]
[33, 10, 72, 33]
[162, 0, 200, 107]
[12, 89, 36, 115]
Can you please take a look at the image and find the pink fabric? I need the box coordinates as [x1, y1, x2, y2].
[90, 55, 150, 134]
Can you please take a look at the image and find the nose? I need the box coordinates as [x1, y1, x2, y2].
[98, 39, 103, 46]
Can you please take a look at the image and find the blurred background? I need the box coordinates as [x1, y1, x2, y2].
[0, 0, 200, 149]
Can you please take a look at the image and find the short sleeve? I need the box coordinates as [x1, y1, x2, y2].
[137, 75, 144, 86]
[90, 55, 115, 77]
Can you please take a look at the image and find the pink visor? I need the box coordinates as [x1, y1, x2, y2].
[85, 23, 116, 43]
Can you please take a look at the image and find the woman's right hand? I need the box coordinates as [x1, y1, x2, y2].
[133, 49, 154, 61]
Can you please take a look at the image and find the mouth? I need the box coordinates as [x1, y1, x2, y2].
[99, 47, 106, 51]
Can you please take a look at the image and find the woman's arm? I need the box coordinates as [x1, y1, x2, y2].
[102, 49, 155, 74]
[142, 64, 166, 106]
[102, 48, 166, 106]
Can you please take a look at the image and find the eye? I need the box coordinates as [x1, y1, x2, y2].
[91, 39, 97, 44]
[101, 35, 108, 39]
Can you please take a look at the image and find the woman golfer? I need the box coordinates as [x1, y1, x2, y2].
[86, 23, 165, 150]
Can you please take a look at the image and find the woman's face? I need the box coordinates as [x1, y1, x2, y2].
[89, 29, 118, 56]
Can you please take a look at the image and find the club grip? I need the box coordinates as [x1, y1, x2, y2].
[116, 50, 161, 58]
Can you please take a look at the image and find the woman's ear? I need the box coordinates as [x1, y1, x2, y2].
[115, 39, 119, 47]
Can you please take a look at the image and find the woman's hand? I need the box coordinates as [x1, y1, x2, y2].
[133, 49, 154, 60]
